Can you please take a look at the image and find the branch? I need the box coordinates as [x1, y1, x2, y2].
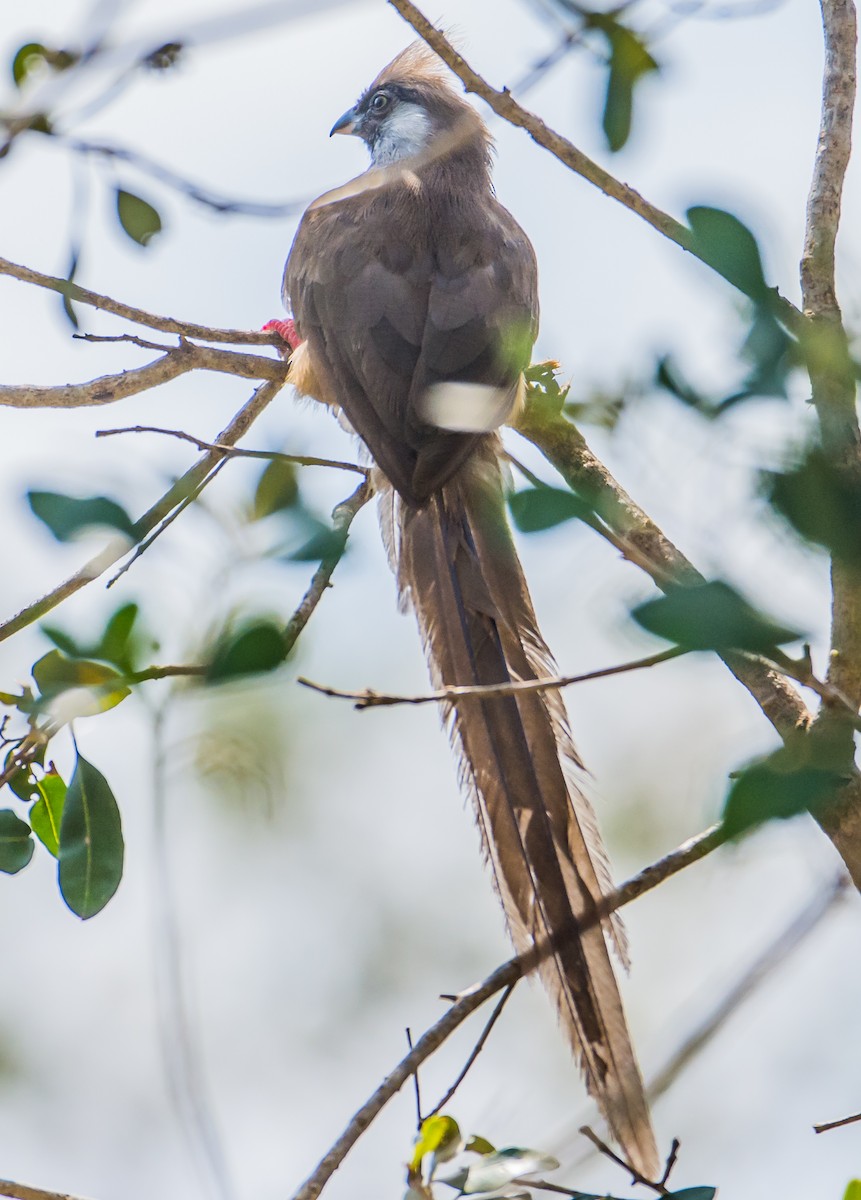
[297, 646, 686, 708]
[289, 821, 724, 1200]
[0, 1182, 94, 1200]
[0, 255, 281, 346]
[424, 984, 516, 1119]
[0, 378, 285, 645]
[386, 1, 804, 324]
[814, 1109, 861, 1134]
[283, 481, 374, 655]
[513, 396, 811, 742]
[96, 424, 367, 475]
[0, 342, 287, 409]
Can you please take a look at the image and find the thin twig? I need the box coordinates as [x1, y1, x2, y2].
[406, 1029, 423, 1126]
[578, 1125, 671, 1195]
[0, 254, 281, 346]
[283, 481, 374, 654]
[0, 378, 284, 645]
[297, 646, 686, 708]
[0, 1181, 95, 1200]
[814, 1109, 861, 1134]
[289, 821, 724, 1200]
[96, 425, 368, 475]
[425, 984, 516, 1119]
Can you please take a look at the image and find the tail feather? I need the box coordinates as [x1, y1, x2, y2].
[394, 442, 658, 1180]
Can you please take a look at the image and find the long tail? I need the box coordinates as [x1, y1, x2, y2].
[391, 442, 658, 1179]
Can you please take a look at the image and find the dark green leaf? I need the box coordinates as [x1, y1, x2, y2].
[739, 307, 793, 398]
[206, 619, 287, 683]
[765, 447, 861, 565]
[253, 458, 300, 519]
[632, 580, 801, 653]
[30, 772, 67, 857]
[11, 42, 46, 87]
[590, 18, 659, 152]
[40, 624, 85, 658]
[116, 188, 162, 247]
[96, 603, 141, 672]
[655, 356, 715, 414]
[0, 810, 34, 873]
[287, 521, 347, 563]
[60, 250, 80, 330]
[722, 744, 846, 839]
[58, 753, 123, 918]
[3, 751, 38, 802]
[27, 491, 137, 543]
[32, 650, 130, 715]
[687, 206, 769, 300]
[509, 486, 594, 532]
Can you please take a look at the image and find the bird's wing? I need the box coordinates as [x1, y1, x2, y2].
[283, 186, 537, 504]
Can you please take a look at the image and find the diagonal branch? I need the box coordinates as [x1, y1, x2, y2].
[0, 255, 280, 346]
[387, 0, 803, 324]
[289, 821, 724, 1200]
[0, 343, 287, 409]
[0, 378, 285, 645]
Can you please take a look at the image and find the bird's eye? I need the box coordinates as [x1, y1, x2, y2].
[370, 91, 390, 112]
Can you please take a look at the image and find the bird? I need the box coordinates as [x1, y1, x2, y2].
[273, 41, 659, 1179]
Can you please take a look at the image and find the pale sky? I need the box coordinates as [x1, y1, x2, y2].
[1, 3, 860, 1200]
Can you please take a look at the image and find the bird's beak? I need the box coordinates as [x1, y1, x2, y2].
[330, 106, 360, 137]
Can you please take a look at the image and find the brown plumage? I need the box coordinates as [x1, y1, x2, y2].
[282, 43, 658, 1178]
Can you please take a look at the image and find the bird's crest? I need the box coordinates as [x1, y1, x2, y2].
[370, 39, 455, 93]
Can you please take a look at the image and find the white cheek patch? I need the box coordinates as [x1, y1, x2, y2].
[371, 103, 434, 164]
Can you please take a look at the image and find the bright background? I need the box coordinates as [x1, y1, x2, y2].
[1, 2, 860, 1198]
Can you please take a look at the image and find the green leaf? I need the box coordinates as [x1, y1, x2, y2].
[287, 521, 347, 563]
[765, 447, 861, 566]
[31, 650, 130, 715]
[586, 17, 659, 152]
[464, 1136, 495, 1156]
[12, 42, 47, 87]
[116, 188, 162, 247]
[3, 751, 39, 802]
[0, 810, 34, 874]
[509, 486, 594, 532]
[58, 753, 124, 919]
[30, 772, 67, 857]
[668, 1190, 717, 1200]
[40, 624, 85, 658]
[253, 458, 300, 520]
[411, 1116, 463, 1172]
[206, 619, 287, 683]
[843, 1183, 861, 1200]
[96, 603, 142, 672]
[722, 746, 845, 839]
[60, 249, 80, 329]
[632, 580, 801, 654]
[27, 491, 137, 543]
[687, 206, 769, 301]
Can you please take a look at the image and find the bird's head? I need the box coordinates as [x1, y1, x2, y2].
[330, 41, 490, 169]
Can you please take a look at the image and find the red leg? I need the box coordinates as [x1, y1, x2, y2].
[262, 318, 303, 351]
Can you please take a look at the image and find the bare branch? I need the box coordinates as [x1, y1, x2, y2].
[297, 646, 686, 708]
[0, 1181, 94, 1200]
[578, 1125, 673, 1195]
[0, 343, 287, 410]
[386, 1, 804, 325]
[289, 821, 724, 1200]
[814, 1109, 861, 1134]
[425, 984, 516, 1119]
[0, 255, 281, 346]
[0, 378, 285, 645]
[284, 481, 374, 655]
[513, 397, 812, 742]
[96, 424, 368, 475]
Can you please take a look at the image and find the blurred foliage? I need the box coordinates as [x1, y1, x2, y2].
[764, 444, 861, 565]
[116, 188, 163, 248]
[722, 729, 852, 838]
[631, 580, 802, 654]
[585, 12, 659, 151]
[206, 618, 289, 683]
[509, 485, 594, 531]
[27, 490, 138, 543]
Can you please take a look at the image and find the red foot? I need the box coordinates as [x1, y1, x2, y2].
[262, 318, 303, 352]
